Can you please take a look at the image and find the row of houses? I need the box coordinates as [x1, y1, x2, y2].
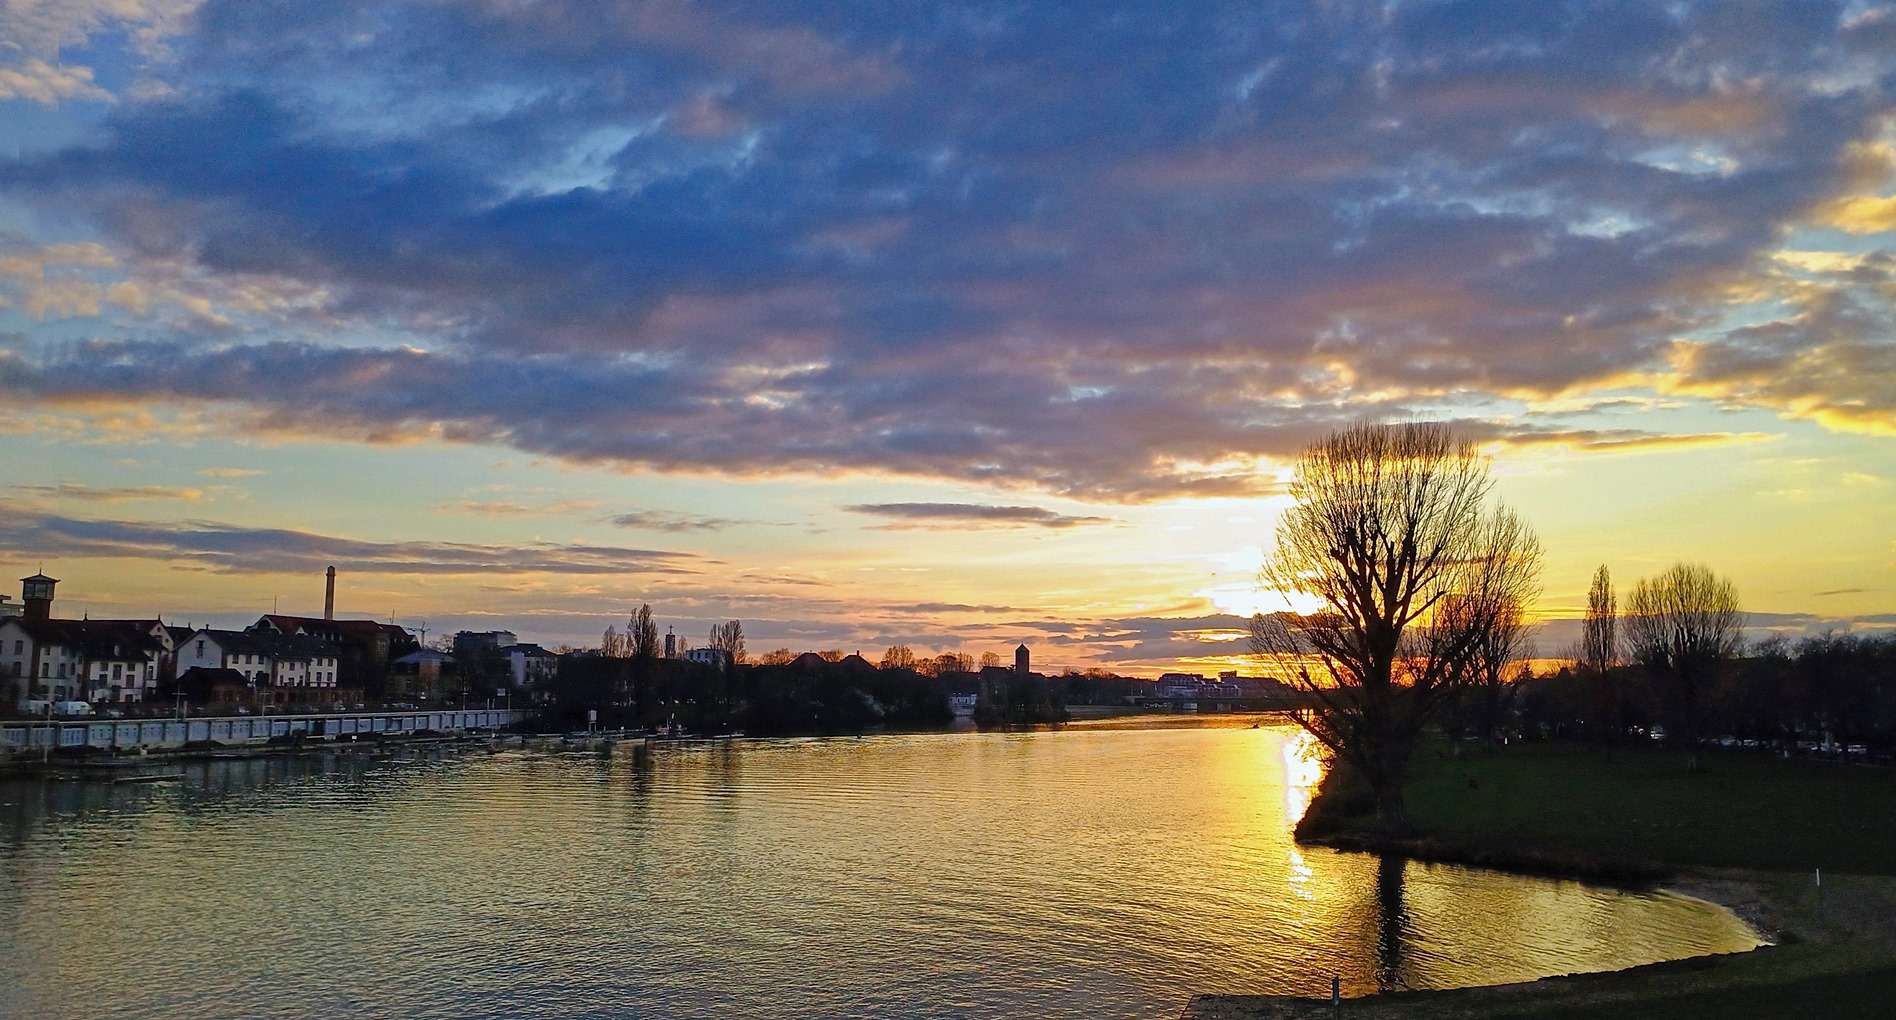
[0, 570, 552, 712]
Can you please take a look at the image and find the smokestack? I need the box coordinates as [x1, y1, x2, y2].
[324, 566, 336, 621]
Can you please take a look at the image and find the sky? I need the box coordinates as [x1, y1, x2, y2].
[1, 0, 1893, 676]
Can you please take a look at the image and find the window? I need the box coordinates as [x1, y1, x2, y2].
[11, 640, 19, 655]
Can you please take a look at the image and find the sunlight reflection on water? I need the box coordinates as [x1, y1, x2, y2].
[0, 720, 1760, 1019]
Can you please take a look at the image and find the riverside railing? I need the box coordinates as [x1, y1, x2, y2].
[0, 709, 529, 753]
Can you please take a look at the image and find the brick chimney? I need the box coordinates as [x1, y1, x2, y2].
[324, 566, 336, 621]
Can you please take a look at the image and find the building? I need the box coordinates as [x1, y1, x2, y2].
[452, 630, 517, 659]
[686, 647, 733, 670]
[1, 574, 169, 705]
[175, 629, 342, 705]
[20, 573, 56, 621]
[243, 568, 417, 694]
[389, 649, 454, 699]
[174, 666, 252, 706]
[507, 643, 558, 690]
[252, 614, 413, 693]
[3, 616, 85, 703]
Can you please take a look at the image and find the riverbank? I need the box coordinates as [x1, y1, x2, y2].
[1185, 740, 1896, 1019]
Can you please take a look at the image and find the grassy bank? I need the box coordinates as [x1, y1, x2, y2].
[1300, 741, 1896, 877]
[1189, 740, 1896, 1020]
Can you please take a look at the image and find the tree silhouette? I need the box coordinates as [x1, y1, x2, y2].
[632, 605, 659, 660]
[708, 620, 746, 664]
[1249, 422, 1542, 830]
[1626, 562, 1741, 758]
[1581, 564, 1619, 738]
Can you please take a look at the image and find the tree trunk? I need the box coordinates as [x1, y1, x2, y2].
[1371, 769, 1411, 835]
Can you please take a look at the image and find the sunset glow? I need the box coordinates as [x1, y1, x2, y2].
[1, 2, 1892, 674]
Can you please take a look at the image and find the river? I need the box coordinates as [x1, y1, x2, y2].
[0, 717, 1760, 1019]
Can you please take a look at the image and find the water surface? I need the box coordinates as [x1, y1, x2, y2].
[0, 720, 1760, 1018]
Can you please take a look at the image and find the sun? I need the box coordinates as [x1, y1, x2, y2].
[1197, 580, 1327, 618]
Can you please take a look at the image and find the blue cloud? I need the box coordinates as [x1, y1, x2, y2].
[2, 0, 1890, 496]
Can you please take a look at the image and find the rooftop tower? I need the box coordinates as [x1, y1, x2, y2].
[21, 573, 56, 622]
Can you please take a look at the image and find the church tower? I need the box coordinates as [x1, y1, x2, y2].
[1015, 642, 1030, 678]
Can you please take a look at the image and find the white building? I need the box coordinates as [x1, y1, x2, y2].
[175, 629, 341, 703]
[507, 643, 558, 689]
[1, 618, 167, 705]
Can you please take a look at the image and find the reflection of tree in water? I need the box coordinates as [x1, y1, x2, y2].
[1375, 854, 1412, 991]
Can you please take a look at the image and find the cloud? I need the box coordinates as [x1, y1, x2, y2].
[844, 502, 1115, 529]
[0, 2, 1890, 499]
[0, 60, 112, 106]
[0, 0, 200, 105]
[0, 503, 704, 577]
[196, 467, 263, 477]
[436, 499, 603, 517]
[608, 509, 744, 532]
[1490, 427, 1776, 455]
[15, 483, 202, 502]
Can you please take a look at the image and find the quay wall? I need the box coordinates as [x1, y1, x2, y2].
[0, 709, 530, 753]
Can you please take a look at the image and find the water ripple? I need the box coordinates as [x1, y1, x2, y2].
[0, 724, 1759, 1019]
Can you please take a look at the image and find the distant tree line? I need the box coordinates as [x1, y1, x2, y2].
[1518, 564, 1896, 752]
[546, 612, 954, 734]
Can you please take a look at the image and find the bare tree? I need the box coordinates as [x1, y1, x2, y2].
[1581, 564, 1619, 739]
[600, 626, 628, 658]
[1625, 562, 1741, 756]
[979, 651, 1002, 669]
[879, 645, 917, 670]
[1249, 422, 1542, 830]
[817, 649, 844, 663]
[631, 605, 659, 660]
[708, 620, 746, 665]
[1582, 565, 1617, 674]
[921, 652, 973, 677]
[1443, 509, 1543, 749]
[757, 648, 795, 666]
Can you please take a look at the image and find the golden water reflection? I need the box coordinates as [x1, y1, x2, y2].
[0, 720, 1761, 1019]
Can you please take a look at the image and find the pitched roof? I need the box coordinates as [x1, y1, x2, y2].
[253, 614, 410, 640]
[177, 665, 247, 684]
[1, 616, 83, 645]
[0, 618, 165, 658]
[190, 628, 340, 661]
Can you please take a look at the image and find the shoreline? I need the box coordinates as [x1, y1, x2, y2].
[1184, 742, 1896, 1019]
[1183, 852, 1896, 1020]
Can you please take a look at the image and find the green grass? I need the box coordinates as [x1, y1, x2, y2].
[1269, 740, 1896, 1020]
[1392, 742, 1896, 875]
